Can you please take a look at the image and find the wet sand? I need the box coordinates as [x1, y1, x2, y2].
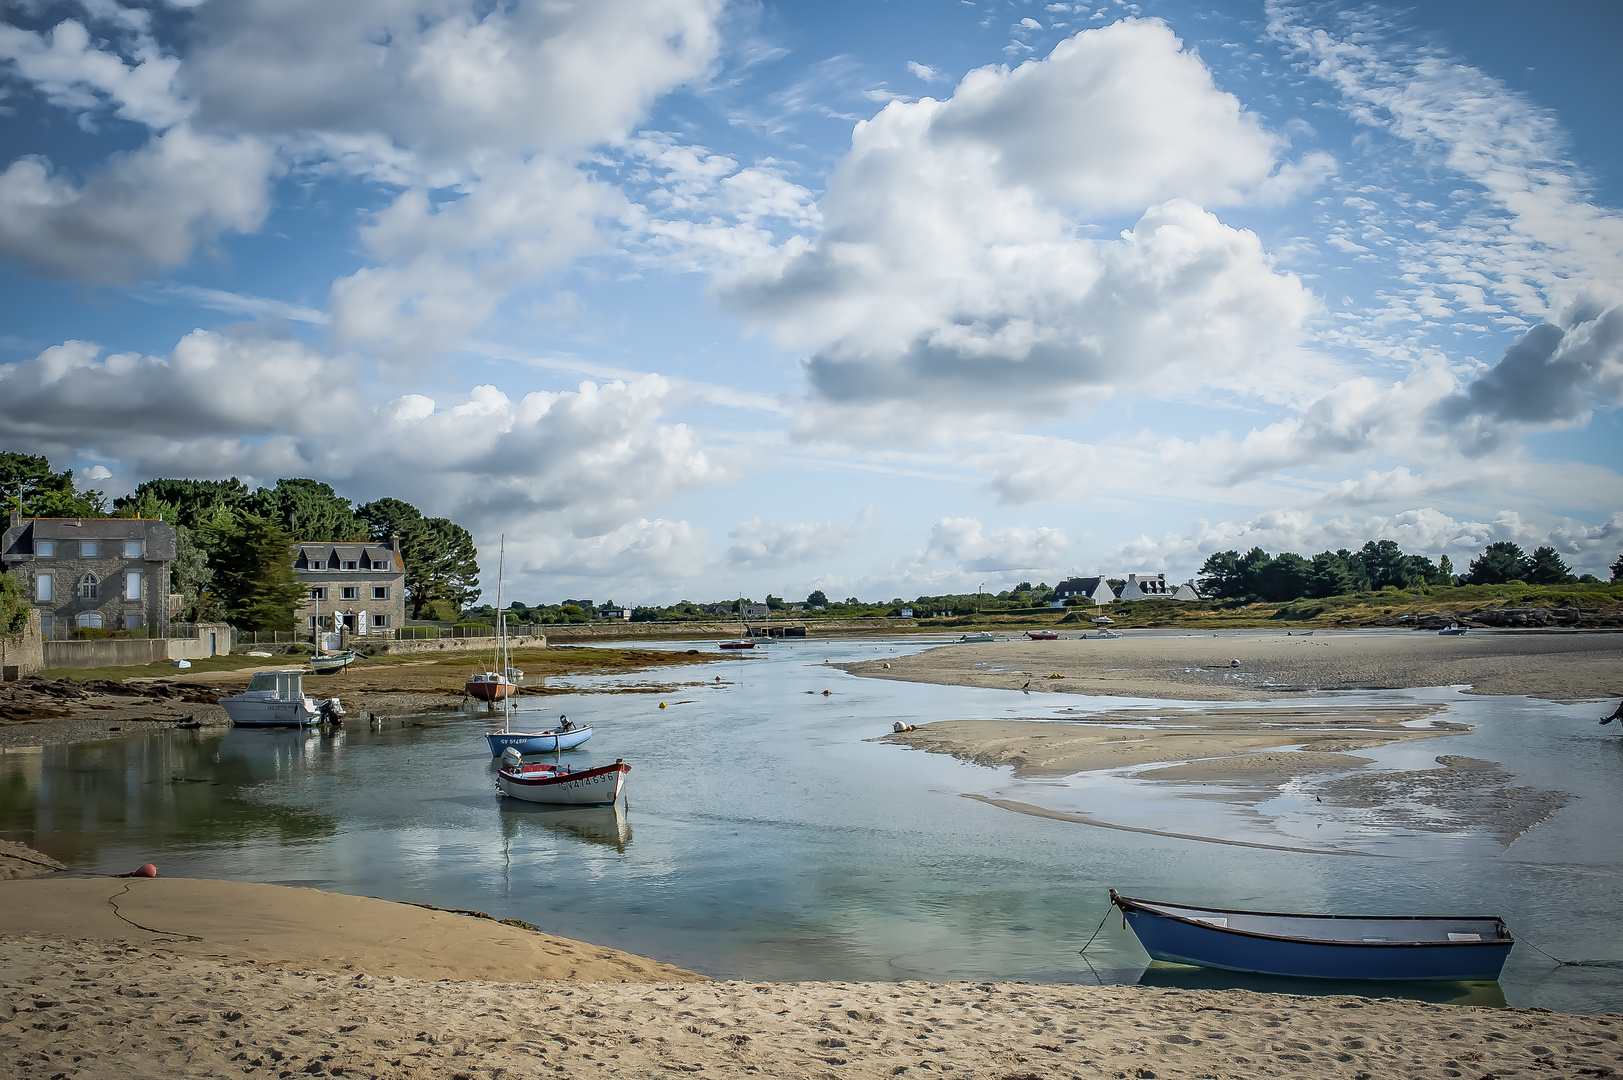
[843, 630, 1623, 701]
[5, 876, 1620, 1079]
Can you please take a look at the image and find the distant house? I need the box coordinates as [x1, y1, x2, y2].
[293, 538, 406, 635]
[599, 606, 632, 620]
[898, 607, 914, 618]
[744, 604, 769, 618]
[700, 603, 734, 616]
[2, 512, 176, 638]
[1116, 574, 1197, 602]
[1053, 576, 1115, 606]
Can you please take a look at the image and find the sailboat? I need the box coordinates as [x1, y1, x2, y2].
[482, 538, 593, 756]
[719, 596, 756, 649]
[309, 588, 358, 674]
[465, 539, 516, 702]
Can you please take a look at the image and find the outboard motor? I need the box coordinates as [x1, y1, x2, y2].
[318, 697, 345, 724]
[501, 746, 524, 770]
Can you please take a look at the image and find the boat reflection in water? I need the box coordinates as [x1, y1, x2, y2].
[498, 801, 632, 854]
[1135, 964, 1508, 1009]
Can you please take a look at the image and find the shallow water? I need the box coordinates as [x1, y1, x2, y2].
[2, 634, 1620, 1012]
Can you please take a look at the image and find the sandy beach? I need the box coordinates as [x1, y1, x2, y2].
[842, 630, 1623, 702]
[4, 877, 1620, 1080]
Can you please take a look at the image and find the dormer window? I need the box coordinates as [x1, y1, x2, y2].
[342, 560, 358, 570]
[80, 541, 98, 557]
[36, 541, 54, 557]
[124, 540, 142, 557]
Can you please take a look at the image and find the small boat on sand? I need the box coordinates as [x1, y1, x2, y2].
[311, 649, 358, 674]
[958, 631, 996, 642]
[1110, 890, 1513, 982]
[1439, 623, 1468, 635]
[1091, 616, 1114, 625]
[497, 748, 629, 806]
[719, 639, 755, 649]
[220, 670, 345, 727]
[1025, 630, 1060, 640]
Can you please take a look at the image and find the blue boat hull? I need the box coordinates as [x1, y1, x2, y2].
[1114, 892, 1513, 982]
[485, 727, 592, 756]
[1124, 910, 1510, 981]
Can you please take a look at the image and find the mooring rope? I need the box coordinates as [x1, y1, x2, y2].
[106, 883, 202, 941]
[1515, 931, 1623, 969]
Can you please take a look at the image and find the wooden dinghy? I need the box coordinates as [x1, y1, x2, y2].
[1110, 890, 1513, 982]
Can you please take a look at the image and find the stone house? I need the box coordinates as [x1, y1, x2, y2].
[292, 538, 406, 636]
[1115, 574, 1199, 601]
[1, 512, 177, 638]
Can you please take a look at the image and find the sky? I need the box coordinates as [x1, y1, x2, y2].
[1, 0, 1620, 607]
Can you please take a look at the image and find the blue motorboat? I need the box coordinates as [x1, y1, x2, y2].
[1110, 890, 1513, 982]
[485, 714, 593, 757]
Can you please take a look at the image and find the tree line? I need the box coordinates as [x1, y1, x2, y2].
[1197, 539, 1611, 604]
[2, 452, 480, 631]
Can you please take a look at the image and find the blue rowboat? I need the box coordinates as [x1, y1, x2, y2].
[485, 723, 592, 757]
[1110, 890, 1513, 982]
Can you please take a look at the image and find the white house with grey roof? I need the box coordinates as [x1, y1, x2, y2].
[292, 538, 406, 635]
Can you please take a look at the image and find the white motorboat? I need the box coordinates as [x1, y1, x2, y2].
[958, 631, 996, 642]
[496, 747, 629, 806]
[219, 670, 344, 727]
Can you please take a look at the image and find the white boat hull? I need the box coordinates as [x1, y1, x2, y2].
[496, 760, 629, 806]
[220, 697, 323, 727]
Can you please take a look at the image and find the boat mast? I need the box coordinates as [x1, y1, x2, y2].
[497, 536, 510, 732]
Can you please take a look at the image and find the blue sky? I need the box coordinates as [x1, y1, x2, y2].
[2, 0, 1619, 605]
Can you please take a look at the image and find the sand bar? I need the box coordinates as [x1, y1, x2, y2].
[844, 630, 1623, 701]
[5, 927, 1619, 1080]
[0, 877, 700, 984]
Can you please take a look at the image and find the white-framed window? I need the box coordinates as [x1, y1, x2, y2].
[78, 574, 98, 600]
[125, 613, 143, 629]
[341, 587, 359, 600]
[39, 616, 52, 637]
[80, 540, 98, 557]
[342, 560, 358, 570]
[372, 614, 389, 628]
[308, 616, 318, 628]
[77, 612, 103, 629]
[310, 587, 327, 600]
[123, 540, 142, 557]
[374, 559, 390, 571]
[372, 586, 388, 600]
[125, 572, 142, 600]
[36, 540, 54, 557]
[37, 573, 52, 602]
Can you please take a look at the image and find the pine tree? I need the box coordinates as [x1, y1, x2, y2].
[212, 514, 307, 630]
[1524, 546, 1574, 585]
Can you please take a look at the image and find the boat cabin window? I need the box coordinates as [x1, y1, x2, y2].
[247, 673, 278, 692]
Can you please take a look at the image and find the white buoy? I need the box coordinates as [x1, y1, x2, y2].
[1230, 658, 1241, 667]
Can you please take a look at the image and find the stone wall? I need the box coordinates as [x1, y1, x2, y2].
[0, 609, 45, 680]
[42, 638, 167, 669]
[378, 634, 547, 656]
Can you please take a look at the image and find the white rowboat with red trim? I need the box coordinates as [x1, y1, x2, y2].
[497, 749, 630, 806]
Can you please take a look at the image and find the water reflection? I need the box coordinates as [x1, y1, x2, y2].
[1136, 963, 1509, 1009]
[499, 802, 632, 853]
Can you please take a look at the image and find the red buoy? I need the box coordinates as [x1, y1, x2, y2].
[135, 863, 157, 878]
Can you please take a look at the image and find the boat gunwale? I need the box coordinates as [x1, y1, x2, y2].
[1110, 891, 1513, 950]
[497, 760, 630, 788]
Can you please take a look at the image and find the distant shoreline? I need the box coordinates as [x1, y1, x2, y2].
[839, 629, 1623, 702]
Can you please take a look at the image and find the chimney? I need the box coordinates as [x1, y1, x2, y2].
[390, 533, 400, 552]
[8, 510, 18, 529]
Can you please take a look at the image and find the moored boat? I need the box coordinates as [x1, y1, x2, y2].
[1110, 890, 1514, 982]
[486, 714, 593, 757]
[466, 671, 516, 700]
[719, 639, 755, 650]
[310, 650, 358, 674]
[496, 748, 630, 806]
[1025, 629, 1060, 640]
[220, 670, 345, 727]
[1439, 623, 1468, 635]
[958, 631, 996, 642]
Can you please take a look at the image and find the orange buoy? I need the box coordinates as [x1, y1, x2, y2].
[822, 689, 831, 696]
[135, 864, 157, 878]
